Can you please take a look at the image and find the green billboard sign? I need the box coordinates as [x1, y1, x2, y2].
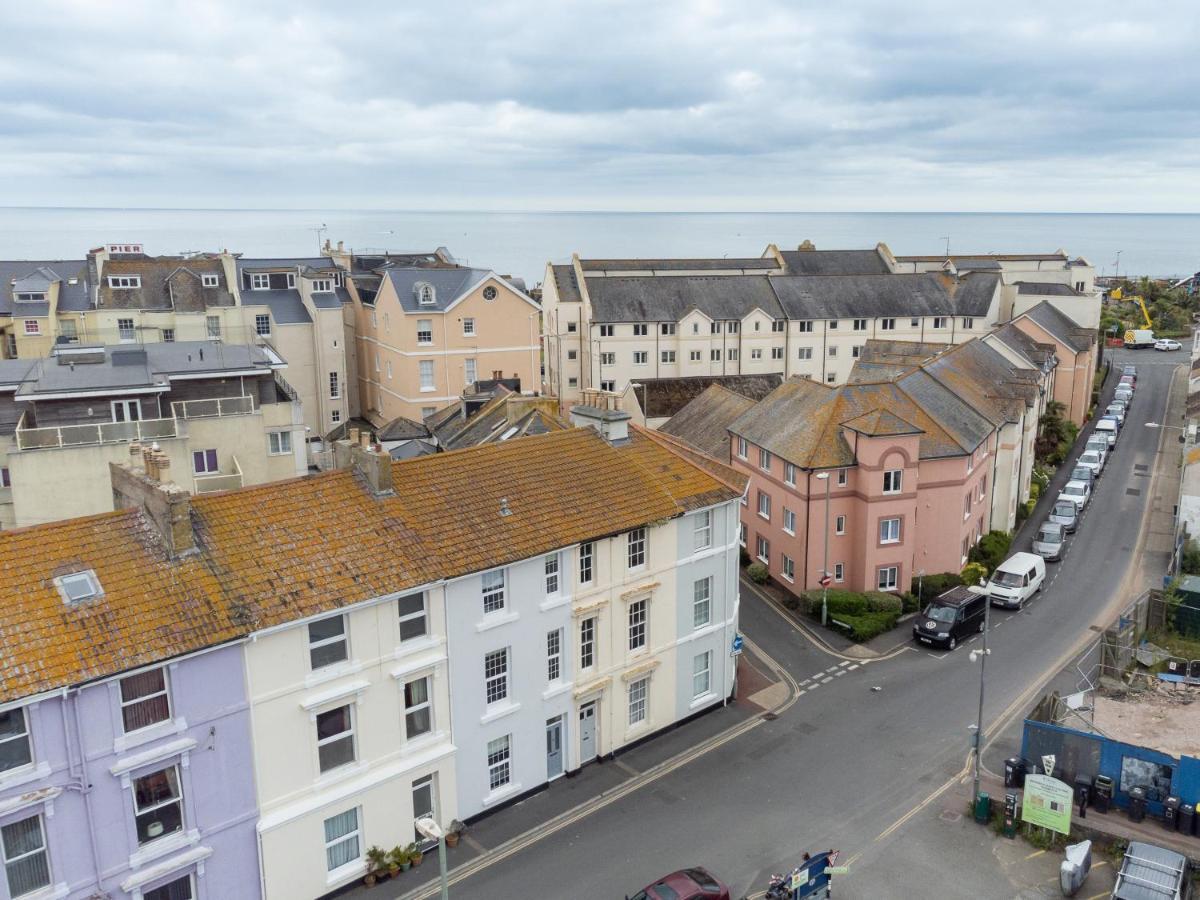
[1021, 773, 1073, 835]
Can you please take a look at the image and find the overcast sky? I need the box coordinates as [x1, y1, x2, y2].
[1, 0, 1197, 211]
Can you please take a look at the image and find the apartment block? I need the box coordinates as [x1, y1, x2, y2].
[0, 409, 743, 899]
[1011, 302, 1100, 427]
[540, 245, 1001, 407]
[0, 342, 304, 528]
[331, 245, 541, 425]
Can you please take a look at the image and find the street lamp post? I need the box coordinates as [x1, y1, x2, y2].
[816, 472, 831, 626]
[969, 593, 992, 811]
[415, 816, 450, 900]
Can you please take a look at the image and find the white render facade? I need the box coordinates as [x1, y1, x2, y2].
[446, 499, 741, 820]
[245, 586, 457, 899]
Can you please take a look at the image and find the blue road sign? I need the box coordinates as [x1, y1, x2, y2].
[732, 634, 744, 653]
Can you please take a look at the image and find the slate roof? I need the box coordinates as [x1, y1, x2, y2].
[895, 252, 1069, 263]
[580, 258, 778, 272]
[550, 264, 582, 302]
[0, 259, 89, 314]
[236, 257, 338, 274]
[988, 323, 1058, 371]
[778, 248, 891, 276]
[635, 374, 784, 420]
[586, 275, 785, 324]
[432, 389, 568, 450]
[659, 385, 758, 460]
[241, 290, 312, 324]
[386, 268, 498, 313]
[771, 273, 997, 320]
[840, 409, 923, 436]
[378, 415, 430, 442]
[0, 427, 738, 702]
[98, 257, 234, 311]
[1019, 302, 1095, 354]
[1015, 282, 1082, 296]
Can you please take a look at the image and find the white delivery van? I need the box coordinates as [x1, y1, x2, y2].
[986, 552, 1046, 610]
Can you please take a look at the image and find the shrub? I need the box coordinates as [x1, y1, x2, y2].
[899, 591, 922, 614]
[747, 562, 769, 584]
[969, 530, 1012, 572]
[1181, 539, 1200, 576]
[864, 591, 903, 615]
[911, 572, 964, 601]
[829, 610, 899, 642]
[961, 561, 988, 586]
[739, 547, 750, 567]
[781, 592, 802, 611]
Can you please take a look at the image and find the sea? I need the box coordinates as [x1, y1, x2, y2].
[0, 208, 1196, 287]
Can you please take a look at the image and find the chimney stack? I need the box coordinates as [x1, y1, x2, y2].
[568, 404, 631, 445]
[109, 461, 195, 558]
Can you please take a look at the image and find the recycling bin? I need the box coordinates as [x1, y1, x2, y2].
[1164, 796, 1180, 830]
[1004, 757, 1027, 789]
[975, 792, 991, 824]
[1129, 786, 1147, 823]
[1179, 802, 1195, 835]
[1093, 775, 1114, 814]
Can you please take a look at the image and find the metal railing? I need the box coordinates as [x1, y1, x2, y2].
[194, 455, 243, 493]
[171, 395, 255, 420]
[14, 411, 178, 451]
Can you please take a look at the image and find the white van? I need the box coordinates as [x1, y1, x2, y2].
[1094, 418, 1118, 447]
[986, 552, 1046, 609]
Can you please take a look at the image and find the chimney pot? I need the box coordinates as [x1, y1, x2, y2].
[349, 426, 360, 445]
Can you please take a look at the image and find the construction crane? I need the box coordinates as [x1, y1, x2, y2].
[1112, 287, 1156, 347]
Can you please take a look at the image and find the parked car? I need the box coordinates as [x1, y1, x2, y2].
[1105, 403, 1126, 425]
[628, 868, 732, 900]
[1122, 364, 1137, 382]
[1115, 387, 1134, 406]
[1119, 373, 1136, 388]
[1058, 479, 1092, 510]
[1085, 435, 1110, 462]
[1049, 499, 1079, 534]
[1094, 418, 1119, 447]
[1078, 449, 1106, 477]
[1100, 413, 1123, 435]
[1155, 338, 1182, 352]
[1070, 465, 1096, 489]
[986, 552, 1046, 609]
[913, 586, 987, 650]
[1111, 841, 1191, 900]
[1032, 521, 1065, 561]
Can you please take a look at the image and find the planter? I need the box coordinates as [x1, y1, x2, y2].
[400, 861, 412, 872]
[411, 851, 424, 867]
[445, 832, 460, 848]
[388, 866, 400, 878]
[364, 873, 377, 887]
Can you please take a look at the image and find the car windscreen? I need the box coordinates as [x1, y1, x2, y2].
[1036, 529, 1059, 543]
[1072, 468, 1090, 481]
[923, 605, 957, 623]
[682, 869, 721, 892]
[991, 571, 1024, 587]
[1053, 503, 1075, 518]
[1062, 484, 1085, 496]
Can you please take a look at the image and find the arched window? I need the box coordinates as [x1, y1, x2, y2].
[416, 282, 436, 305]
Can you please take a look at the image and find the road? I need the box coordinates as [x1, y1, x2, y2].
[395, 347, 1183, 900]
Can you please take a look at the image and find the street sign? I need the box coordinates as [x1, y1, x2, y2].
[1022, 774, 1073, 835]
[818, 575, 832, 587]
[824, 866, 849, 875]
[732, 634, 744, 653]
[1041, 754, 1056, 777]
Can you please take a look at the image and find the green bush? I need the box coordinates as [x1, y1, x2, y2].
[961, 561, 988, 585]
[899, 591, 922, 614]
[969, 530, 1012, 572]
[739, 547, 750, 567]
[1181, 539, 1200, 576]
[747, 562, 769, 584]
[829, 611, 899, 642]
[781, 592, 802, 611]
[911, 572, 964, 600]
[864, 591, 903, 615]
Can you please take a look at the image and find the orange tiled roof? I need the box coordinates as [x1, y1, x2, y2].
[0, 427, 739, 702]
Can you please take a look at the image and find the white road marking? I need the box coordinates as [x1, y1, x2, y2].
[846, 664, 860, 671]
[833, 669, 846, 677]
[796, 689, 807, 697]
[821, 676, 834, 684]
[826, 665, 840, 673]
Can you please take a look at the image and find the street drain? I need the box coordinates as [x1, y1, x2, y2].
[761, 712, 779, 721]
[1135, 464, 1149, 472]
[1089, 625, 1104, 632]
[1127, 488, 1141, 496]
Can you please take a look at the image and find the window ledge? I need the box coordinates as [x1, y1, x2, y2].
[127, 827, 201, 871]
[419, 387, 436, 393]
[538, 594, 571, 612]
[299, 678, 370, 713]
[689, 692, 717, 711]
[304, 659, 364, 690]
[880, 539, 900, 546]
[121, 843, 212, 893]
[481, 782, 523, 808]
[390, 648, 446, 682]
[313, 759, 370, 789]
[542, 682, 573, 702]
[475, 610, 519, 633]
[17, 883, 68, 900]
[480, 700, 522, 725]
[326, 859, 368, 888]
[110, 736, 198, 778]
[393, 635, 443, 660]
[782, 528, 795, 537]
[400, 730, 448, 757]
[114, 718, 188, 755]
[0, 760, 51, 793]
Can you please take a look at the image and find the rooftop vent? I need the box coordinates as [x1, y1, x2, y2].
[55, 570, 102, 605]
[499, 497, 512, 517]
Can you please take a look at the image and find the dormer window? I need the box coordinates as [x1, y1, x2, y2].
[108, 276, 141, 289]
[311, 279, 332, 293]
[54, 570, 102, 604]
[201, 274, 219, 288]
[14, 293, 46, 303]
[416, 283, 436, 305]
[250, 274, 270, 290]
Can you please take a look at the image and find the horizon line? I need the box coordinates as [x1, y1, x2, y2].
[1, 206, 1199, 216]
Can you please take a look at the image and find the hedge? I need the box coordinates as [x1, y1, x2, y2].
[911, 572, 964, 600]
[798, 589, 902, 642]
[832, 611, 900, 643]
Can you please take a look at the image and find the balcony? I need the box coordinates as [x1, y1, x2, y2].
[171, 395, 255, 419]
[194, 455, 243, 493]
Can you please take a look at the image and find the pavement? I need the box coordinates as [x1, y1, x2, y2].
[352, 346, 1188, 900]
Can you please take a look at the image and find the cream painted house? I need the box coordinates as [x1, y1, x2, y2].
[541, 251, 1001, 408]
[339, 256, 541, 425]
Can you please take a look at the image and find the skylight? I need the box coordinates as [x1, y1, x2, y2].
[55, 570, 102, 604]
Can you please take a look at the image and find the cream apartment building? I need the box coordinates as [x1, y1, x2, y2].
[342, 261, 541, 424]
[541, 250, 1001, 407]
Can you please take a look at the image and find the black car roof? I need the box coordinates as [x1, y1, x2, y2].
[930, 585, 981, 607]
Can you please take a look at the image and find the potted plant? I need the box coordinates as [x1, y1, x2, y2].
[445, 820, 464, 848]
[365, 846, 388, 886]
[386, 845, 402, 878]
[389, 844, 412, 873]
[409, 842, 424, 867]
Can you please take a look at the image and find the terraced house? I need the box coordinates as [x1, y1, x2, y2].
[540, 242, 1002, 408]
[0, 416, 742, 899]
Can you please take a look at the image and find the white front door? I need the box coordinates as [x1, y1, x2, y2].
[579, 701, 597, 764]
[546, 716, 564, 780]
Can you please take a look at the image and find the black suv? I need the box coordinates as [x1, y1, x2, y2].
[913, 586, 987, 650]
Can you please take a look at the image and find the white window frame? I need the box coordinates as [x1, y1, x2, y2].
[661, 323, 676, 335]
[627, 528, 646, 569]
[880, 318, 896, 331]
[750, 348, 762, 360]
[710, 348, 721, 362]
[693, 510, 712, 552]
[771, 347, 784, 359]
[883, 469, 902, 494]
[782, 554, 795, 582]
[853, 318, 867, 331]
[878, 566, 899, 591]
[119, 668, 172, 734]
[398, 592, 428, 642]
[403, 675, 433, 740]
[464, 358, 477, 386]
[323, 808, 362, 874]
[117, 318, 136, 342]
[206, 316, 221, 338]
[191, 448, 218, 475]
[628, 598, 648, 651]
[783, 507, 796, 535]
[268, 430, 292, 455]
[836, 514, 846, 535]
[736, 436, 748, 459]
[482, 569, 506, 614]
[2, 813, 50, 896]
[108, 275, 141, 289]
[692, 577, 712, 628]
[628, 677, 649, 725]
[689, 350, 702, 362]
[579, 542, 594, 585]
[599, 324, 614, 337]
[880, 517, 901, 544]
[632, 323, 648, 336]
[797, 320, 814, 333]
[329, 371, 341, 399]
[661, 350, 676, 364]
[487, 735, 511, 790]
[308, 614, 349, 670]
[692, 652, 712, 698]
[756, 535, 769, 564]
[316, 704, 356, 773]
[580, 617, 596, 670]
[834, 563, 845, 582]
[797, 347, 813, 360]
[418, 361, 434, 391]
[728, 348, 738, 361]
[837, 469, 848, 487]
[633, 350, 648, 365]
[759, 448, 771, 471]
[201, 273, 218, 288]
[462, 317, 476, 336]
[828, 346, 837, 358]
[962, 318, 974, 329]
[546, 629, 563, 683]
[132, 765, 184, 845]
[739, 522, 747, 547]
[600, 380, 615, 392]
[0, 708, 32, 774]
[784, 462, 796, 485]
[248, 273, 271, 290]
[757, 490, 770, 520]
[484, 648, 509, 705]
[311, 279, 333, 293]
[933, 317, 948, 329]
[544, 554, 560, 596]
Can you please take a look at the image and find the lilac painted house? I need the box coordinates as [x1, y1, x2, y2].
[0, 500, 260, 899]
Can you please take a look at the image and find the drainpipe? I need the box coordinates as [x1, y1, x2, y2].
[803, 470, 812, 588]
[67, 689, 105, 893]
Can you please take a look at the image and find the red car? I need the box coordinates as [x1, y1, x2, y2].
[627, 867, 732, 900]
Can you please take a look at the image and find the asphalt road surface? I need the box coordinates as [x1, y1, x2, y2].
[397, 347, 1183, 900]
